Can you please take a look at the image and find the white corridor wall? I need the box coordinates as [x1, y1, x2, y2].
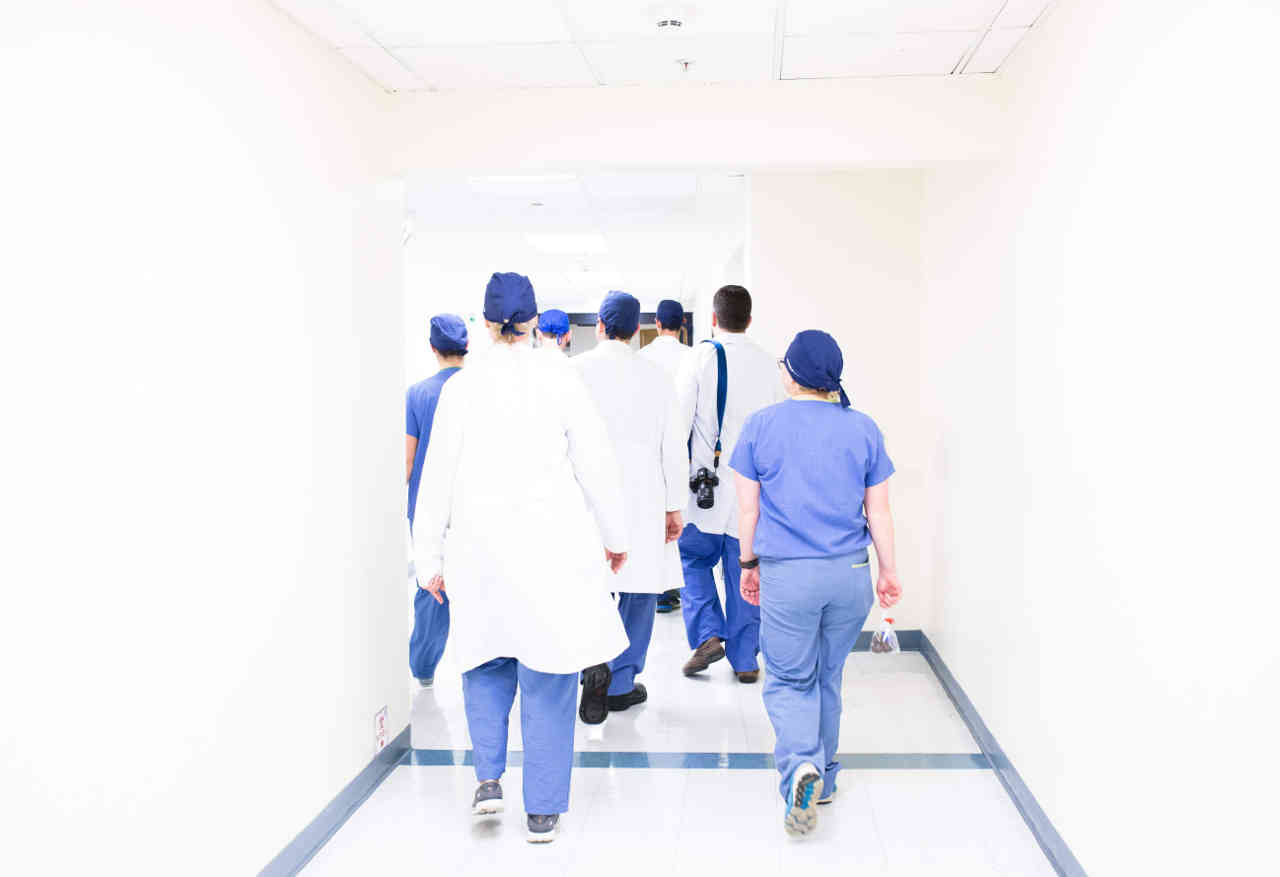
[1, 2, 404, 873]
[919, 0, 1280, 873]
[747, 171, 936, 632]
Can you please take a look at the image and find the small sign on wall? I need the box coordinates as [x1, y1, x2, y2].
[374, 705, 388, 753]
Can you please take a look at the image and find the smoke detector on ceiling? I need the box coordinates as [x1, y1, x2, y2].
[653, 3, 692, 33]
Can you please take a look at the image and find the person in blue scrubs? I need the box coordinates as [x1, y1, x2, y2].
[406, 314, 468, 686]
[535, 308, 571, 354]
[729, 330, 903, 839]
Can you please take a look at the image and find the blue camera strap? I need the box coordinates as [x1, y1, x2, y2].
[688, 339, 727, 468]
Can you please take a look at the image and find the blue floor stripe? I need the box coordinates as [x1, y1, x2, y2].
[404, 749, 989, 770]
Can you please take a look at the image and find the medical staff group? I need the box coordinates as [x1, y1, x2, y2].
[404, 273, 901, 843]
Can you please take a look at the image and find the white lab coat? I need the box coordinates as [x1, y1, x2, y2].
[412, 342, 630, 675]
[574, 340, 687, 594]
[675, 332, 788, 539]
[639, 334, 691, 381]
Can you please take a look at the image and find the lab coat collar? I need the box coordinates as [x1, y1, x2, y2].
[599, 338, 634, 354]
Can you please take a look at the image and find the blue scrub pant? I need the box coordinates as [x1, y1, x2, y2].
[608, 593, 658, 695]
[409, 585, 450, 680]
[461, 657, 578, 815]
[678, 524, 760, 672]
[759, 551, 873, 802]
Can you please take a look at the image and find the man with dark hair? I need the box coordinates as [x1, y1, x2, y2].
[713, 285, 753, 332]
[674, 285, 786, 682]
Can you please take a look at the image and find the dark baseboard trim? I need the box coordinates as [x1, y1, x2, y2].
[259, 725, 411, 876]
[917, 633, 1087, 877]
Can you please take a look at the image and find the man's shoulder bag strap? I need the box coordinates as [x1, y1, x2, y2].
[702, 340, 727, 469]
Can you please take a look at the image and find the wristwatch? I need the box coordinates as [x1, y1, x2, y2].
[739, 557, 760, 569]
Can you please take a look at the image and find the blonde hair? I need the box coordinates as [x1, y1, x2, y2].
[486, 319, 537, 345]
[781, 368, 840, 403]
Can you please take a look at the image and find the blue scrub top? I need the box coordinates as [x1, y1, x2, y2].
[406, 367, 461, 526]
[729, 399, 894, 559]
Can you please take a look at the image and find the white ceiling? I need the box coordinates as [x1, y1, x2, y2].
[404, 171, 746, 311]
[274, 0, 1055, 92]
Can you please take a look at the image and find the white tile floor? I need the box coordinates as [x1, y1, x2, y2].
[304, 608, 1055, 876]
[411, 608, 980, 754]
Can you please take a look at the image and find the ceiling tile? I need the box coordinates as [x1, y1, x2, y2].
[993, 0, 1054, 29]
[347, 0, 573, 46]
[275, 0, 376, 46]
[561, 0, 779, 41]
[782, 31, 976, 78]
[785, 0, 1003, 35]
[396, 44, 596, 89]
[581, 36, 773, 86]
[963, 27, 1028, 73]
[582, 172, 699, 200]
[338, 46, 425, 90]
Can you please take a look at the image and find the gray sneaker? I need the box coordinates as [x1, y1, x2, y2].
[526, 813, 559, 843]
[783, 764, 822, 838]
[472, 781, 503, 816]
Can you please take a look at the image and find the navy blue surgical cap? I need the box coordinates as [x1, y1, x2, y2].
[429, 314, 468, 355]
[484, 272, 538, 336]
[783, 330, 850, 408]
[538, 309, 570, 336]
[599, 291, 640, 339]
[656, 299, 684, 330]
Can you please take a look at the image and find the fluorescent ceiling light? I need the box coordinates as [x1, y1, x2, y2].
[526, 233, 608, 255]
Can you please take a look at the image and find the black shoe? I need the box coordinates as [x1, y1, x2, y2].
[682, 638, 726, 676]
[656, 589, 681, 613]
[579, 663, 611, 725]
[607, 683, 648, 712]
[527, 813, 559, 843]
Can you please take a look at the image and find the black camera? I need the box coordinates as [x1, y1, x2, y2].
[689, 467, 719, 510]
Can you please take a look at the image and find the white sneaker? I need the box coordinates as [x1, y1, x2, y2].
[784, 764, 823, 838]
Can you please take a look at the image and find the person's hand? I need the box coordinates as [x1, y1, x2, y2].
[421, 574, 446, 605]
[665, 511, 684, 543]
[876, 568, 902, 608]
[740, 566, 761, 606]
[604, 549, 628, 574]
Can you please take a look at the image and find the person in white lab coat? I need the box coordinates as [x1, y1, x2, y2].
[534, 308, 572, 356]
[573, 292, 687, 720]
[640, 299, 693, 614]
[675, 285, 788, 682]
[413, 272, 629, 844]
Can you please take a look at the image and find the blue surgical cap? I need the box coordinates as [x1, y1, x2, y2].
[599, 291, 641, 339]
[538, 309, 570, 337]
[783, 330, 850, 408]
[656, 299, 684, 330]
[429, 314, 468, 355]
[484, 272, 538, 336]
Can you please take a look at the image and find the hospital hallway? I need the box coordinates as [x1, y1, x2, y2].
[4, 2, 1278, 876]
[304, 608, 1053, 876]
